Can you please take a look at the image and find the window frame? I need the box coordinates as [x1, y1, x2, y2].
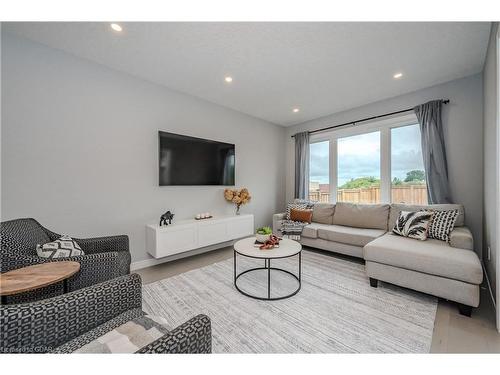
[309, 113, 421, 204]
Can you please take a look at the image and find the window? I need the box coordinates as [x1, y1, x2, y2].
[308, 114, 428, 205]
[391, 124, 427, 204]
[309, 141, 330, 202]
[337, 131, 381, 203]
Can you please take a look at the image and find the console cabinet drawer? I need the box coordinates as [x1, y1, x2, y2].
[227, 216, 254, 239]
[198, 221, 228, 247]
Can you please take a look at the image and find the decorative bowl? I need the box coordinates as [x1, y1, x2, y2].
[255, 233, 271, 243]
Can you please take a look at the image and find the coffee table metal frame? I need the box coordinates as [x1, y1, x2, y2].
[233, 248, 302, 301]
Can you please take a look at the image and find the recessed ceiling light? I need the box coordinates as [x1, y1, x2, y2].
[393, 72, 403, 79]
[224, 76, 233, 83]
[293, 108, 300, 113]
[110, 23, 123, 32]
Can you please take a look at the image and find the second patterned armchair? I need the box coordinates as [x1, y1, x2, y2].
[0, 218, 131, 303]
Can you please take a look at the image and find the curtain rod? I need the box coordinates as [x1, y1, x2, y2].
[291, 99, 450, 138]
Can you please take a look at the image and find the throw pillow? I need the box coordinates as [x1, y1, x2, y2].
[74, 314, 170, 353]
[286, 202, 308, 220]
[428, 209, 459, 242]
[392, 210, 433, 241]
[294, 199, 316, 208]
[290, 208, 313, 223]
[36, 235, 84, 259]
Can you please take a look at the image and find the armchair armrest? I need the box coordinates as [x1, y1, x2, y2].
[40, 224, 129, 254]
[273, 213, 286, 235]
[0, 274, 142, 353]
[136, 314, 211, 354]
[67, 252, 124, 290]
[449, 226, 474, 251]
[77, 235, 129, 254]
[2, 252, 123, 290]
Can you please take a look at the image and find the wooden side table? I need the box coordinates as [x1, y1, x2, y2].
[0, 261, 81, 304]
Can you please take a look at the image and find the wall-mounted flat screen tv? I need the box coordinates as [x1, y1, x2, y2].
[159, 131, 235, 186]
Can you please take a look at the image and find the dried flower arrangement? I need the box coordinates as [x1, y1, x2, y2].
[224, 188, 251, 215]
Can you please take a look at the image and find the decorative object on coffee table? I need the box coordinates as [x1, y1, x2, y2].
[159, 210, 174, 226]
[233, 237, 301, 300]
[0, 261, 80, 304]
[258, 235, 281, 250]
[255, 226, 273, 243]
[224, 188, 251, 215]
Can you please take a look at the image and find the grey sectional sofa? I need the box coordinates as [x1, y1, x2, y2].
[273, 202, 483, 316]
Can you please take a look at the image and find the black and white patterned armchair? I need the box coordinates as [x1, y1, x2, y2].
[0, 274, 212, 353]
[0, 218, 131, 303]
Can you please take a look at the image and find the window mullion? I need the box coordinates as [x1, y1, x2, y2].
[380, 128, 391, 203]
[330, 137, 337, 203]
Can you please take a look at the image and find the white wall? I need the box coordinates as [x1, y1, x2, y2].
[285, 74, 484, 258]
[482, 22, 499, 326]
[1, 33, 286, 263]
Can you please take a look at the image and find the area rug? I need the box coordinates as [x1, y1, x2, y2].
[142, 250, 437, 353]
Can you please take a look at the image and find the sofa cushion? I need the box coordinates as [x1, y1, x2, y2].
[312, 203, 335, 225]
[301, 223, 333, 239]
[389, 203, 464, 229]
[332, 202, 390, 230]
[317, 225, 386, 247]
[449, 226, 474, 251]
[363, 233, 483, 284]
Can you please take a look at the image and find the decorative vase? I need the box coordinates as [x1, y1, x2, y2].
[236, 205, 241, 215]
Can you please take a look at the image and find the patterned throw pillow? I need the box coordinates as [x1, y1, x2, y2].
[294, 199, 316, 208]
[286, 202, 308, 220]
[392, 210, 433, 241]
[36, 235, 85, 259]
[428, 209, 459, 242]
[74, 314, 170, 353]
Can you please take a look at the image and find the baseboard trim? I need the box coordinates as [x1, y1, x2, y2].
[482, 261, 496, 310]
[130, 240, 234, 271]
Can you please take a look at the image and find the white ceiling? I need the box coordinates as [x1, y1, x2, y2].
[4, 22, 491, 126]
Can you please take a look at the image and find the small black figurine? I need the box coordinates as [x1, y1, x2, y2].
[159, 210, 174, 226]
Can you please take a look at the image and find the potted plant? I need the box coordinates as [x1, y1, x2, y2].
[256, 226, 273, 243]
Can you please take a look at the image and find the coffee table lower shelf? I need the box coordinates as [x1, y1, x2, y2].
[233, 250, 302, 301]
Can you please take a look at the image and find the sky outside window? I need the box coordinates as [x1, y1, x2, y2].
[309, 141, 329, 184]
[391, 124, 425, 181]
[338, 131, 380, 187]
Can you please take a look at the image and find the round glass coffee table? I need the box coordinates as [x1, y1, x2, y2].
[233, 237, 302, 301]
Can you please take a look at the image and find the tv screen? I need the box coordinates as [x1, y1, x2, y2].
[159, 131, 235, 186]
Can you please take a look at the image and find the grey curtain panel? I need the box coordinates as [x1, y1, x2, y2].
[294, 131, 310, 199]
[414, 100, 452, 204]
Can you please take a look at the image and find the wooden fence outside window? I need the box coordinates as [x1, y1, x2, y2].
[308, 185, 427, 205]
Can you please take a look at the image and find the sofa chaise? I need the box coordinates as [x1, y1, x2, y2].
[273, 202, 483, 316]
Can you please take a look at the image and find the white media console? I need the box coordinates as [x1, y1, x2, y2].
[146, 214, 254, 259]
